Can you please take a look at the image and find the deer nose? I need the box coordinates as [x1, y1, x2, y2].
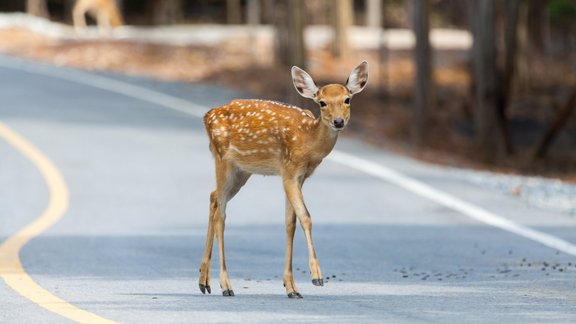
[333, 118, 345, 129]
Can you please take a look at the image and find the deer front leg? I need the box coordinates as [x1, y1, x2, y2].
[97, 13, 109, 35]
[283, 178, 323, 287]
[283, 196, 302, 298]
[199, 191, 217, 294]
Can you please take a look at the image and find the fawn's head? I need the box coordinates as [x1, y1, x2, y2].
[291, 61, 368, 132]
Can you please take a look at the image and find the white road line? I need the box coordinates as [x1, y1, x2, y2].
[2, 57, 576, 257]
[329, 151, 576, 256]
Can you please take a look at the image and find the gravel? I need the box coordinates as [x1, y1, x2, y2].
[451, 168, 576, 215]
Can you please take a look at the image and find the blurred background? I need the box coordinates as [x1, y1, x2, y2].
[1, 0, 575, 180]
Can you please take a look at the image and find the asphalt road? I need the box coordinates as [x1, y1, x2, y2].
[1, 55, 576, 323]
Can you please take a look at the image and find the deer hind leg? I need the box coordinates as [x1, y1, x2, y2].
[200, 159, 250, 296]
[72, 2, 88, 33]
[199, 191, 218, 294]
[283, 177, 323, 287]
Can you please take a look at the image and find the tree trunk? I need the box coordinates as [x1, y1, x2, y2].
[151, 0, 183, 25]
[275, 0, 307, 106]
[332, 0, 353, 58]
[378, 0, 388, 98]
[526, 0, 548, 53]
[411, 0, 432, 146]
[496, 0, 521, 155]
[366, 0, 382, 28]
[247, 0, 260, 26]
[26, 0, 49, 19]
[261, 0, 276, 24]
[472, 0, 502, 163]
[276, 0, 306, 69]
[227, 0, 242, 24]
[247, 0, 261, 63]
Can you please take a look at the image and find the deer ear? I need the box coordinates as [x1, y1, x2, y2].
[291, 66, 319, 99]
[346, 61, 369, 96]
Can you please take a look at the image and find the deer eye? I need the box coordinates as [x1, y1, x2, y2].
[344, 97, 351, 105]
[319, 100, 327, 108]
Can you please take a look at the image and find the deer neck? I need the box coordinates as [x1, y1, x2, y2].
[309, 118, 339, 159]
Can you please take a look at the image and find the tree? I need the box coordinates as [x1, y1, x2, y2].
[469, 0, 521, 161]
[526, 0, 549, 52]
[26, 0, 49, 19]
[227, 0, 242, 24]
[332, 0, 353, 58]
[471, 0, 503, 163]
[496, 0, 522, 154]
[247, 0, 261, 63]
[275, 0, 307, 106]
[275, 0, 306, 69]
[366, 0, 382, 28]
[150, 0, 183, 25]
[411, 0, 432, 146]
[246, 0, 260, 26]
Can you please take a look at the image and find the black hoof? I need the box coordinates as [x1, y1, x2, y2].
[223, 289, 235, 297]
[312, 278, 324, 286]
[199, 284, 211, 294]
[287, 292, 303, 299]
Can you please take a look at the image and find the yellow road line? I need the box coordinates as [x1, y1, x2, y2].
[0, 122, 116, 324]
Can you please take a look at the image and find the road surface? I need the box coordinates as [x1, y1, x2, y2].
[1, 55, 575, 323]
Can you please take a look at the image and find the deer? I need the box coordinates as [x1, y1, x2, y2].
[199, 61, 368, 298]
[72, 0, 123, 35]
